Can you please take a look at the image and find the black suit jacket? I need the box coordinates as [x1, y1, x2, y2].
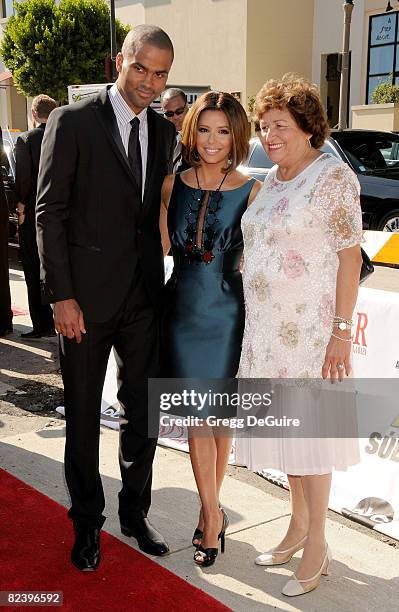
[36, 87, 175, 322]
[15, 124, 46, 219]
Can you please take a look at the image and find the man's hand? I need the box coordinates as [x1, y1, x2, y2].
[53, 299, 86, 343]
[17, 202, 25, 226]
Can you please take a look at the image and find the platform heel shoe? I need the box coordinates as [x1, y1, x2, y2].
[193, 509, 229, 567]
[282, 544, 332, 597]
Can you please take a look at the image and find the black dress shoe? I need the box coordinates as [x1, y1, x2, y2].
[71, 524, 100, 571]
[42, 328, 57, 337]
[120, 517, 169, 556]
[21, 329, 56, 339]
[21, 330, 43, 339]
[0, 326, 13, 337]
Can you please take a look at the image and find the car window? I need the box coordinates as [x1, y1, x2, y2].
[248, 140, 274, 169]
[320, 141, 340, 158]
[248, 139, 340, 169]
[380, 141, 399, 165]
[1, 143, 15, 179]
[336, 134, 399, 173]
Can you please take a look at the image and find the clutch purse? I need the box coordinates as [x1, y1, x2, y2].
[360, 247, 374, 284]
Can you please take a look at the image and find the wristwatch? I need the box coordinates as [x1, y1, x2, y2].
[334, 321, 352, 331]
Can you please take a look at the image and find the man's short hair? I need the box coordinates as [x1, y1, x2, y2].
[161, 88, 187, 107]
[122, 25, 174, 59]
[31, 95, 57, 120]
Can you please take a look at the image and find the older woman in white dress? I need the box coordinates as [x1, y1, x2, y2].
[238, 74, 363, 597]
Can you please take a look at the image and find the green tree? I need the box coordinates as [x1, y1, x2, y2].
[0, 0, 130, 102]
[371, 79, 399, 104]
[247, 95, 255, 115]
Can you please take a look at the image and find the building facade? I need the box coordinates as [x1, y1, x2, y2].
[1, 0, 399, 129]
[312, 0, 399, 127]
[115, 0, 315, 113]
[116, 0, 399, 126]
[0, 2, 27, 131]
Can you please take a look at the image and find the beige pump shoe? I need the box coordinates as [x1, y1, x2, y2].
[281, 545, 332, 597]
[254, 535, 307, 566]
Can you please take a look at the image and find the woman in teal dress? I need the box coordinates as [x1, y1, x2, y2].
[160, 91, 261, 567]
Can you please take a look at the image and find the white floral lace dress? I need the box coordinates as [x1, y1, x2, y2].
[237, 153, 362, 474]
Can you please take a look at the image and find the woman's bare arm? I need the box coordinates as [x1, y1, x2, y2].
[247, 179, 262, 206]
[160, 174, 175, 256]
[322, 244, 362, 381]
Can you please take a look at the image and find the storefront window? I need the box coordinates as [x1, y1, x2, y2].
[369, 45, 394, 74]
[367, 12, 399, 103]
[1, 0, 14, 18]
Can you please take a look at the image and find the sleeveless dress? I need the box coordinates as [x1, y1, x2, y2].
[237, 154, 362, 474]
[162, 173, 255, 380]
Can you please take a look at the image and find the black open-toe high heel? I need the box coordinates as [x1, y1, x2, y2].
[193, 509, 229, 567]
[192, 504, 223, 548]
[192, 528, 203, 548]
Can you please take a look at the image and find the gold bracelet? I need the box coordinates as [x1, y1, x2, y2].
[333, 316, 353, 325]
[331, 332, 352, 342]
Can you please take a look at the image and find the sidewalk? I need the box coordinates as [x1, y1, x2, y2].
[1, 256, 398, 611]
[1, 424, 398, 611]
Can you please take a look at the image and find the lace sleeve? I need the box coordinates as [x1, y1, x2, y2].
[313, 162, 363, 252]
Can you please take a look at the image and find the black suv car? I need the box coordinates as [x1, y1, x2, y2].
[240, 129, 399, 232]
[1, 134, 18, 245]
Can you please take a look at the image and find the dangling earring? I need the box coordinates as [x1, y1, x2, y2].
[307, 137, 312, 149]
[227, 154, 233, 166]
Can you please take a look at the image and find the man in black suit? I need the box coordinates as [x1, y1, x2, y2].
[0, 127, 13, 336]
[15, 95, 57, 339]
[36, 25, 176, 570]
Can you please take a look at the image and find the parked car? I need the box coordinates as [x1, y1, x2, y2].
[239, 129, 399, 232]
[1, 134, 18, 246]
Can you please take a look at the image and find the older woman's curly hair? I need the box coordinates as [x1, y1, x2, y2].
[254, 73, 330, 149]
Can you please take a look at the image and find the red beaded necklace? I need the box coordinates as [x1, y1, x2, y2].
[183, 169, 228, 264]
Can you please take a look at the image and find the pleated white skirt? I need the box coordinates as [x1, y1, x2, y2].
[236, 380, 360, 475]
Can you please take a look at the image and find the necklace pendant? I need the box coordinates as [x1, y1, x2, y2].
[203, 250, 215, 264]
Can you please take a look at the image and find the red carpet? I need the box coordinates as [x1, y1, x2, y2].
[0, 469, 231, 611]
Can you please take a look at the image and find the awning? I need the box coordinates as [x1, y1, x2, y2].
[0, 70, 12, 82]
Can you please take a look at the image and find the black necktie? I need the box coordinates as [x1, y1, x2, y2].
[128, 117, 142, 197]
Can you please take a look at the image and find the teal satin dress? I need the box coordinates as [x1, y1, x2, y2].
[163, 174, 255, 378]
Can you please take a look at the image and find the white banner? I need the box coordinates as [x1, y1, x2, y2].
[331, 287, 399, 540]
